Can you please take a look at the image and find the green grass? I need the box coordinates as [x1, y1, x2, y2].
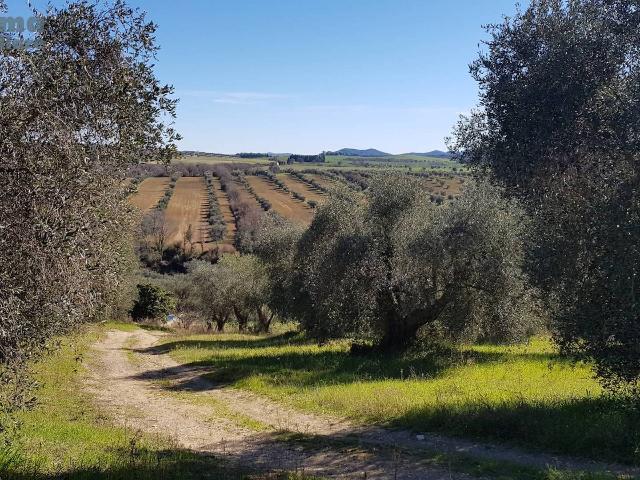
[324, 154, 463, 170]
[0, 327, 312, 480]
[159, 332, 640, 466]
[104, 320, 140, 332]
[275, 431, 623, 480]
[171, 152, 466, 174]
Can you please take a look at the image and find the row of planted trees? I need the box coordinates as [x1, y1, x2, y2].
[142, 254, 274, 334]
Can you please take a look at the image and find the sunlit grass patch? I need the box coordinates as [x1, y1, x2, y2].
[161, 332, 640, 465]
[1, 327, 272, 479]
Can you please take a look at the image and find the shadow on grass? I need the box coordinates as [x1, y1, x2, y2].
[133, 341, 456, 391]
[3, 447, 253, 480]
[394, 395, 640, 466]
[131, 332, 640, 466]
[138, 331, 558, 390]
[140, 331, 305, 354]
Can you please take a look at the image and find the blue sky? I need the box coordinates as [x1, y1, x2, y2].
[8, 0, 522, 154]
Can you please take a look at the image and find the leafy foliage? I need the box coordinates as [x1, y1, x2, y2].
[0, 0, 178, 425]
[204, 172, 227, 242]
[259, 175, 538, 350]
[188, 255, 273, 332]
[131, 284, 176, 321]
[450, 0, 640, 391]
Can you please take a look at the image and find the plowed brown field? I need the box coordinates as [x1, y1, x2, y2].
[305, 173, 344, 191]
[277, 174, 326, 204]
[422, 176, 465, 196]
[165, 177, 213, 252]
[129, 177, 170, 211]
[245, 175, 313, 225]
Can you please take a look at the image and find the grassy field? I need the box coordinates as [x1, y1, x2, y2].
[245, 175, 313, 225]
[171, 152, 467, 176]
[129, 177, 170, 212]
[323, 154, 462, 170]
[158, 332, 640, 466]
[164, 177, 212, 252]
[0, 325, 270, 480]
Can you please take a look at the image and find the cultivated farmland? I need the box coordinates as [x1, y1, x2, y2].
[245, 175, 313, 224]
[210, 176, 237, 248]
[164, 176, 212, 251]
[129, 177, 170, 211]
[303, 172, 345, 190]
[277, 173, 326, 204]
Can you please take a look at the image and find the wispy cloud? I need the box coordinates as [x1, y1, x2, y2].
[304, 104, 465, 115]
[179, 90, 292, 105]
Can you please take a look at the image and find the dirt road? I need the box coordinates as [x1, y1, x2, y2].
[85, 328, 638, 479]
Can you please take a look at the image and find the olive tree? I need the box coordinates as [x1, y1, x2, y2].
[0, 0, 178, 427]
[449, 0, 640, 391]
[188, 255, 273, 332]
[188, 260, 235, 332]
[275, 175, 537, 351]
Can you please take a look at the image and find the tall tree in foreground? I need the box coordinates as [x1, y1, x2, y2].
[0, 0, 178, 429]
[450, 0, 640, 391]
[266, 175, 538, 351]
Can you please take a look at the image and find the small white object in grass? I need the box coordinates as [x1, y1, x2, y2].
[416, 434, 425, 441]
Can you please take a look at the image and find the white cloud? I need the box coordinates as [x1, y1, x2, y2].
[179, 90, 292, 105]
[304, 104, 464, 115]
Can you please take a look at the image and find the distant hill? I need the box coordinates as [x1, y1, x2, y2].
[328, 148, 390, 157]
[404, 150, 453, 159]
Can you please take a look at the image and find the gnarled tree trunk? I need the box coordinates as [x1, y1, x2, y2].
[256, 306, 274, 333]
[233, 304, 248, 332]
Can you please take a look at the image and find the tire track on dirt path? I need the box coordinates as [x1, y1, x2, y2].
[85, 328, 475, 479]
[87, 328, 638, 479]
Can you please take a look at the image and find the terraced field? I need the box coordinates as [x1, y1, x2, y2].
[277, 173, 326, 204]
[245, 175, 313, 224]
[164, 176, 212, 252]
[129, 177, 170, 211]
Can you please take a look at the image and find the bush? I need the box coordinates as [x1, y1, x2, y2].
[131, 284, 176, 321]
[187, 256, 273, 332]
[203, 172, 226, 241]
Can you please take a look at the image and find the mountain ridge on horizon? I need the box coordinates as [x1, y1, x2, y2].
[180, 148, 453, 158]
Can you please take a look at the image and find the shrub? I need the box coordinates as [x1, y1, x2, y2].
[203, 172, 226, 241]
[187, 256, 272, 332]
[131, 284, 176, 321]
